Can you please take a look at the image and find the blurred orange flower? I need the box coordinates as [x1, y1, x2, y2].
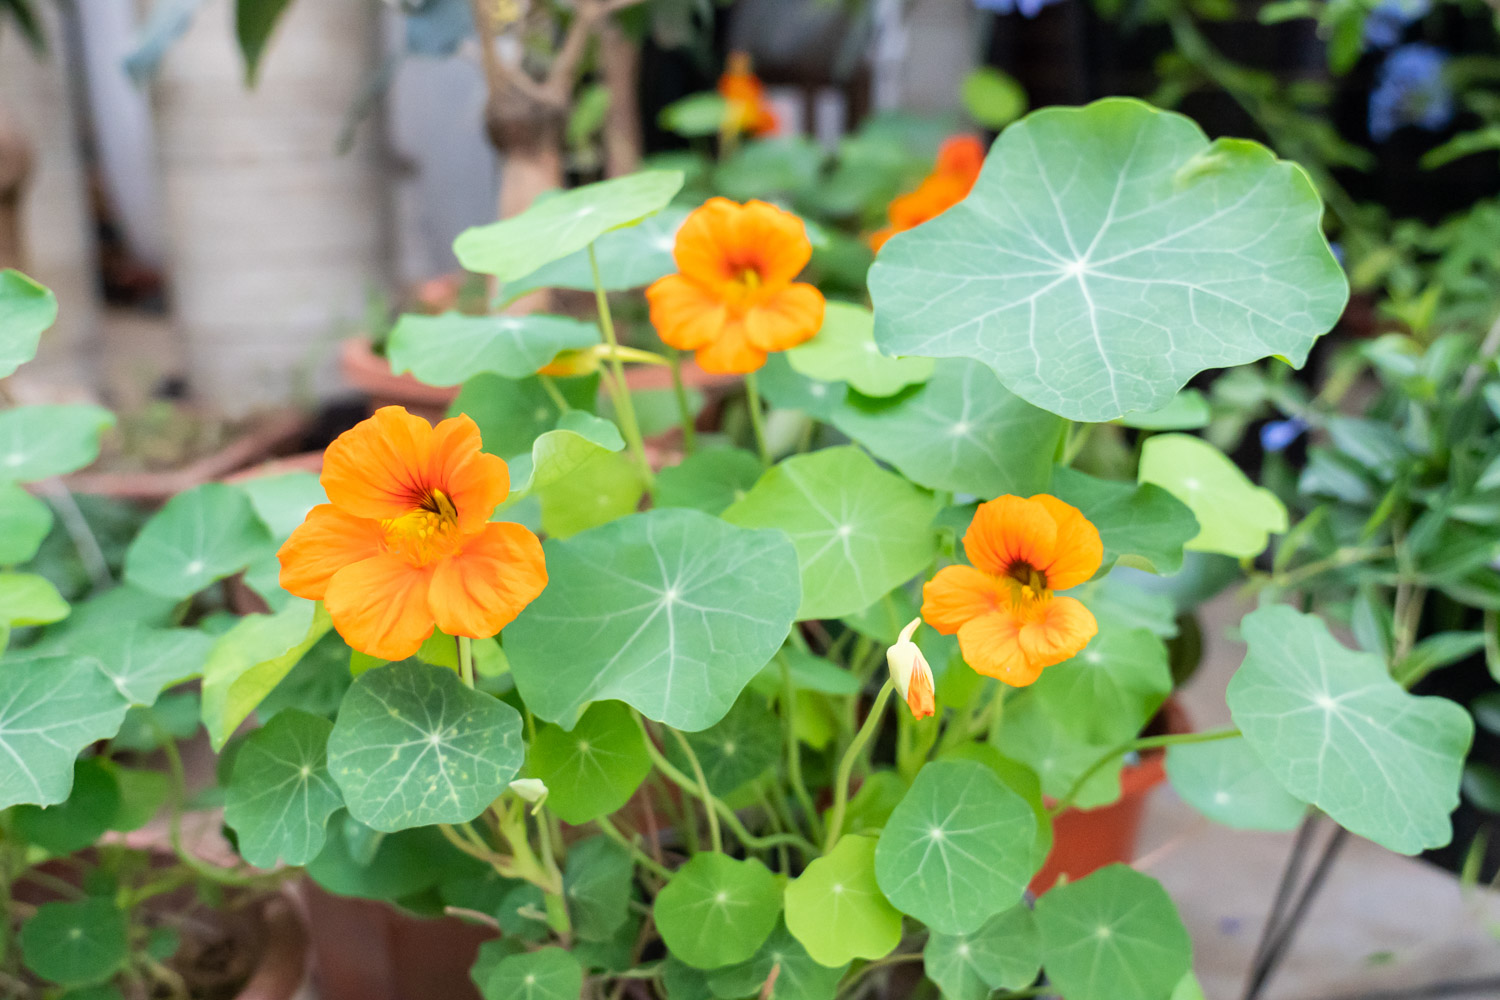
[921, 494, 1102, 687]
[870, 134, 987, 252]
[278, 406, 547, 660]
[718, 52, 778, 137]
[646, 197, 825, 374]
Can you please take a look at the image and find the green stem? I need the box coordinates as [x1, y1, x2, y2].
[156, 726, 277, 888]
[588, 242, 653, 487]
[538, 374, 572, 413]
[594, 815, 672, 880]
[457, 635, 475, 688]
[668, 350, 698, 454]
[668, 728, 723, 853]
[743, 368, 772, 467]
[1050, 728, 1240, 817]
[825, 680, 895, 853]
[779, 651, 823, 843]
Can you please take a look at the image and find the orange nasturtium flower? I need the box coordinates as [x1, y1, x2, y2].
[278, 406, 547, 661]
[870, 134, 986, 252]
[718, 52, 778, 137]
[921, 494, 1102, 687]
[645, 197, 825, 374]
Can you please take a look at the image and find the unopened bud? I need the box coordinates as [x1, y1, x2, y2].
[886, 618, 935, 720]
[509, 778, 549, 811]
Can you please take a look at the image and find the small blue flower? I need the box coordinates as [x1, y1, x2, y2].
[974, 0, 1065, 18]
[1368, 43, 1454, 142]
[1329, 241, 1346, 270]
[1363, 0, 1429, 50]
[1261, 417, 1309, 453]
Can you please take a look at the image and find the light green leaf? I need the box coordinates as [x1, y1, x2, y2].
[237, 471, 327, 539]
[508, 508, 801, 731]
[537, 449, 644, 539]
[11, 758, 121, 854]
[751, 648, 861, 699]
[661, 93, 730, 137]
[830, 359, 1063, 499]
[70, 624, 213, 706]
[0, 404, 115, 482]
[0, 482, 52, 565]
[961, 68, 1026, 129]
[665, 692, 780, 797]
[708, 921, 847, 999]
[1034, 865, 1191, 1000]
[870, 98, 1347, 422]
[998, 691, 1122, 810]
[1165, 734, 1306, 831]
[504, 207, 690, 298]
[1050, 466, 1199, 575]
[1027, 623, 1172, 745]
[455, 372, 599, 460]
[1139, 433, 1287, 558]
[874, 759, 1037, 934]
[200, 599, 333, 749]
[1226, 605, 1474, 853]
[124, 483, 274, 599]
[455, 170, 685, 281]
[524, 701, 651, 825]
[1119, 389, 1211, 430]
[224, 708, 343, 867]
[20, 899, 129, 987]
[0, 269, 57, 378]
[387, 312, 600, 386]
[757, 353, 847, 420]
[508, 410, 625, 499]
[564, 835, 634, 942]
[785, 834, 902, 968]
[654, 853, 782, 969]
[723, 446, 940, 620]
[656, 448, 763, 515]
[788, 302, 933, 398]
[327, 660, 525, 832]
[923, 904, 1040, 999]
[0, 572, 68, 626]
[479, 947, 582, 1000]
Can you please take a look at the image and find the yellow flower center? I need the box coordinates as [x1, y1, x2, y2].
[1003, 561, 1051, 615]
[383, 488, 462, 565]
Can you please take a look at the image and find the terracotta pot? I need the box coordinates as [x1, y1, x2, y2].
[1029, 698, 1192, 893]
[239, 895, 313, 1000]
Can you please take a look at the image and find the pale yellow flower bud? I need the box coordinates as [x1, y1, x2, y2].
[886, 617, 935, 720]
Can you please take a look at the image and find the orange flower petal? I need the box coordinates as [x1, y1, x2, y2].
[1016, 595, 1098, 668]
[935, 135, 986, 179]
[647, 273, 729, 350]
[742, 283, 824, 353]
[429, 522, 548, 640]
[956, 610, 1043, 687]
[428, 413, 510, 534]
[321, 406, 434, 523]
[324, 553, 436, 660]
[906, 660, 935, 720]
[277, 504, 386, 601]
[1031, 495, 1103, 590]
[963, 495, 1059, 580]
[673, 198, 741, 286]
[694, 320, 767, 374]
[869, 227, 895, 253]
[729, 201, 812, 286]
[922, 564, 1004, 634]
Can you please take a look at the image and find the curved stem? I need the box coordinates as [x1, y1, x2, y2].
[743, 369, 772, 467]
[589, 242, 653, 488]
[668, 350, 698, 455]
[825, 680, 895, 853]
[595, 814, 671, 880]
[668, 727, 722, 853]
[779, 651, 823, 843]
[538, 374, 572, 413]
[458, 635, 475, 688]
[1050, 728, 1240, 817]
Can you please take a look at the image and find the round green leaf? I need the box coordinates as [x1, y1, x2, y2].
[961, 68, 1026, 129]
[478, 946, 582, 1000]
[387, 312, 600, 386]
[830, 359, 1064, 499]
[124, 483, 274, 599]
[71, 623, 213, 706]
[923, 904, 1040, 999]
[1050, 466, 1199, 576]
[874, 759, 1037, 934]
[455, 372, 600, 460]
[0, 269, 58, 378]
[507, 411, 626, 500]
[537, 448, 645, 539]
[1138, 434, 1287, 559]
[0, 571, 69, 626]
[11, 758, 121, 854]
[0, 655, 129, 809]
[564, 835, 634, 942]
[525, 701, 651, 825]
[655, 853, 782, 970]
[224, 708, 343, 866]
[722, 446, 940, 620]
[788, 302, 933, 398]
[508, 508, 801, 731]
[504, 206, 690, 298]
[662, 957, 716, 1000]
[0, 404, 115, 483]
[664, 692, 780, 797]
[1227, 605, 1474, 854]
[1034, 865, 1191, 1000]
[1165, 734, 1306, 832]
[661, 93, 730, 137]
[1026, 623, 1172, 745]
[21, 899, 129, 987]
[656, 448, 763, 515]
[707, 921, 847, 1000]
[0, 482, 53, 564]
[869, 98, 1348, 422]
[455, 170, 685, 281]
[785, 834, 902, 968]
[328, 660, 525, 832]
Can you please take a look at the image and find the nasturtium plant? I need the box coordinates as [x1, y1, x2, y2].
[784, 834, 903, 968]
[1050, 466, 1198, 575]
[0, 480, 52, 564]
[923, 904, 1041, 1000]
[654, 447, 763, 514]
[788, 301, 933, 397]
[654, 853, 782, 969]
[124, 483, 274, 600]
[224, 708, 342, 867]
[0, 404, 116, 483]
[0, 655, 130, 809]
[200, 599, 333, 749]
[1138, 434, 1288, 558]
[20, 899, 129, 988]
[706, 921, 847, 1000]
[0, 268, 58, 379]
[503, 206, 689, 298]
[1165, 735, 1307, 832]
[386, 313, 600, 385]
[524, 701, 652, 824]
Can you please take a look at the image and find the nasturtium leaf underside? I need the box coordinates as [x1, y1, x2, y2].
[1027, 622, 1172, 745]
[874, 759, 1037, 935]
[723, 446, 940, 620]
[869, 98, 1347, 422]
[455, 170, 685, 281]
[0, 482, 53, 564]
[0, 269, 58, 378]
[830, 359, 1064, 499]
[665, 692, 781, 797]
[70, 623, 213, 707]
[564, 835, 634, 942]
[654, 853, 782, 969]
[200, 599, 333, 749]
[784, 834, 902, 968]
[11, 759, 121, 854]
[327, 660, 525, 832]
[0, 655, 130, 809]
[1165, 734, 1306, 832]
[923, 904, 1041, 1000]
[1050, 466, 1199, 575]
[0, 404, 115, 483]
[788, 301, 933, 397]
[124, 483, 274, 599]
[20, 899, 129, 987]
[1227, 605, 1473, 854]
[524, 701, 651, 825]
[507, 411, 625, 499]
[707, 921, 847, 1000]
[655, 447, 763, 515]
[507, 508, 801, 732]
[1034, 865, 1192, 1000]
[0, 572, 68, 626]
[1119, 389, 1211, 430]
[1138, 433, 1287, 559]
[386, 312, 600, 386]
[224, 709, 343, 867]
[504, 206, 690, 298]
[479, 946, 583, 1000]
